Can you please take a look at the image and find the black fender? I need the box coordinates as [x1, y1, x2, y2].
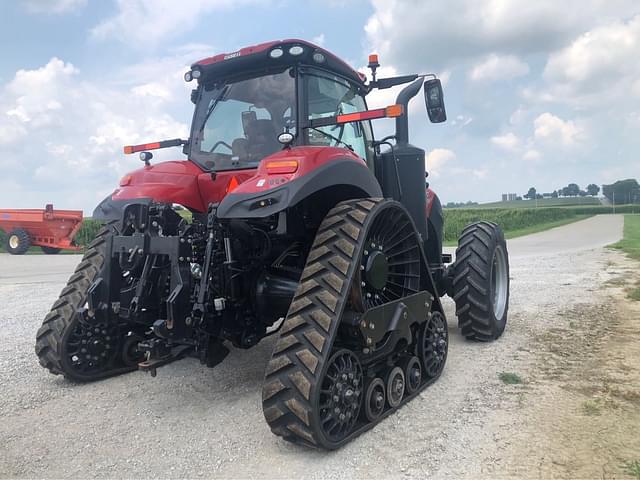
[93, 195, 153, 222]
[216, 159, 382, 219]
[425, 191, 444, 266]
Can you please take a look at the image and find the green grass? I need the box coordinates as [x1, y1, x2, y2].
[499, 372, 524, 385]
[624, 460, 640, 479]
[610, 215, 640, 261]
[610, 215, 640, 301]
[470, 196, 601, 209]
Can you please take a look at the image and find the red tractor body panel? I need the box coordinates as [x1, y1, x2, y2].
[109, 146, 366, 213]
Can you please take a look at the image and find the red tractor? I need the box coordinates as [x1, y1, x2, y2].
[35, 39, 509, 449]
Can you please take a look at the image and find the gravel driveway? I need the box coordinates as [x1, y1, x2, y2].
[0, 215, 628, 479]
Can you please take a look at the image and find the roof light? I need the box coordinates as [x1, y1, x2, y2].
[368, 54, 380, 67]
[269, 48, 284, 59]
[312, 52, 326, 63]
[191, 69, 201, 79]
[265, 159, 298, 174]
[289, 46, 304, 56]
[184, 71, 193, 82]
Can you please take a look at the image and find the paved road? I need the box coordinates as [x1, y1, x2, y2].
[0, 214, 625, 479]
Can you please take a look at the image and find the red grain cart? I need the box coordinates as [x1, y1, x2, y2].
[0, 204, 83, 255]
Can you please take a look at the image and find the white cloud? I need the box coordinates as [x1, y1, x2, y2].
[469, 54, 529, 82]
[365, 0, 639, 70]
[312, 34, 326, 46]
[544, 15, 640, 90]
[92, 0, 260, 46]
[0, 58, 189, 212]
[491, 132, 520, 151]
[533, 113, 585, 147]
[426, 148, 456, 177]
[23, 0, 87, 14]
[523, 149, 542, 161]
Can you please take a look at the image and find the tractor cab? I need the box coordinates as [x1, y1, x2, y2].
[185, 40, 376, 173]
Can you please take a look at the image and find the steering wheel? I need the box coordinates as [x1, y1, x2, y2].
[208, 141, 233, 153]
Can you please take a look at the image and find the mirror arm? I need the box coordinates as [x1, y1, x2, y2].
[394, 78, 424, 146]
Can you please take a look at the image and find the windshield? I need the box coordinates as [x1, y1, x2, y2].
[190, 69, 296, 171]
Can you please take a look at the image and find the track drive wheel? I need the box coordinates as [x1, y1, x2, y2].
[5, 228, 31, 255]
[35, 222, 139, 382]
[451, 221, 509, 341]
[263, 198, 427, 449]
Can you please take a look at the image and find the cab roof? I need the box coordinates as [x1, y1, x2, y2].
[191, 39, 367, 87]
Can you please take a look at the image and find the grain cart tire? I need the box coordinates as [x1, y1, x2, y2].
[5, 228, 31, 255]
[35, 221, 138, 382]
[452, 221, 509, 341]
[41, 246, 62, 254]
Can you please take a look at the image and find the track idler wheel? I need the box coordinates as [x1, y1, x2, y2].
[419, 311, 448, 379]
[364, 377, 386, 422]
[317, 349, 363, 444]
[402, 356, 422, 394]
[386, 366, 405, 408]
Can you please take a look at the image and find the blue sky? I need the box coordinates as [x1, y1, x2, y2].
[1, 0, 639, 213]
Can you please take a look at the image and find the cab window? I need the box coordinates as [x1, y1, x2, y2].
[305, 72, 373, 164]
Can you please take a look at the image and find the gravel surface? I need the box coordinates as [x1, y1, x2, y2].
[0, 215, 625, 479]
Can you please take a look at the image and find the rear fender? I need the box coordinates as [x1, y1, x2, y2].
[217, 147, 382, 219]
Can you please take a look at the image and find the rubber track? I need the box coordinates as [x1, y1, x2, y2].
[261, 198, 388, 448]
[34, 222, 133, 381]
[452, 220, 505, 341]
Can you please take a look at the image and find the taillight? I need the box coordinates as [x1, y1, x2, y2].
[265, 160, 298, 174]
[226, 176, 240, 193]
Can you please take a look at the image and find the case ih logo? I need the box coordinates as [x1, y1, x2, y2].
[224, 51, 241, 60]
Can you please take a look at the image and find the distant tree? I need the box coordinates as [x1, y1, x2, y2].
[516, 196, 523, 201]
[579, 190, 587, 197]
[551, 190, 559, 198]
[603, 178, 640, 205]
[566, 183, 580, 196]
[586, 184, 600, 196]
[536, 193, 543, 199]
[525, 187, 537, 200]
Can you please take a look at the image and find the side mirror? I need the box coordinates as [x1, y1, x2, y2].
[424, 78, 446, 123]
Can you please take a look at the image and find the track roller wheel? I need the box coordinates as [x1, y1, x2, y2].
[386, 366, 405, 408]
[402, 356, 422, 394]
[363, 377, 386, 422]
[419, 311, 448, 379]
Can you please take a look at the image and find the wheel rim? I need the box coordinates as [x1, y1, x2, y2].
[354, 205, 421, 310]
[318, 350, 363, 443]
[9, 235, 19, 249]
[63, 316, 119, 375]
[420, 311, 448, 378]
[492, 245, 508, 319]
[386, 367, 405, 407]
[404, 356, 422, 394]
[364, 378, 386, 421]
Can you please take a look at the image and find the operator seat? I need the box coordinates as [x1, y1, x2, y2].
[244, 118, 279, 159]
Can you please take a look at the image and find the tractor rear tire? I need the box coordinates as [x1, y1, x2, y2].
[35, 221, 137, 382]
[452, 221, 509, 341]
[41, 246, 62, 254]
[5, 228, 31, 255]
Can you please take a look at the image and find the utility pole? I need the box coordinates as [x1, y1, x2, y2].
[613, 191, 615, 214]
